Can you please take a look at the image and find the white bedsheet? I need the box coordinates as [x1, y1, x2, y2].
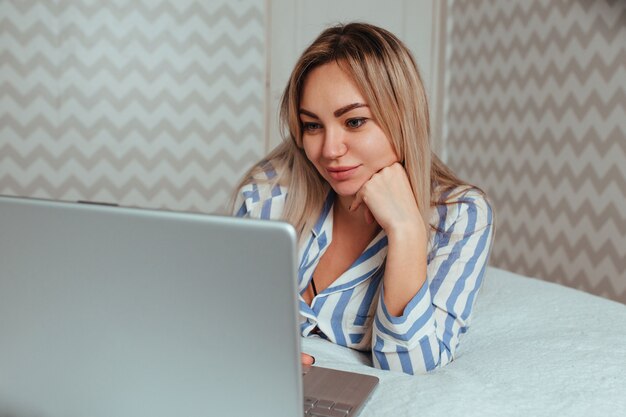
[302, 267, 626, 416]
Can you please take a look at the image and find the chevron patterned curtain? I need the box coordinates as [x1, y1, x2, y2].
[444, 0, 626, 303]
[0, 0, 265, 213]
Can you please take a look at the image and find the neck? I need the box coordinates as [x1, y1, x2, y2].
[334, 195, 380, 237]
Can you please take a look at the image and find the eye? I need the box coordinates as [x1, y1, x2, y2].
[302, 122, 322, 132]
[346, 118, 366, 129]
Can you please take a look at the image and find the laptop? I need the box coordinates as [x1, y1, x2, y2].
[0, 195, 378, 417]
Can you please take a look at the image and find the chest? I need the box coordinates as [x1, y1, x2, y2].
[314, 236, 365, 289]
[301, 222, 377, 305]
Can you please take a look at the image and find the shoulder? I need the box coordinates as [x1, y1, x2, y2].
[232, 161, 288, 220]
[431, 185, 494, 237]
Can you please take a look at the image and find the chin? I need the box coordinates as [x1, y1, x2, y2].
[328, 181, 362, 197]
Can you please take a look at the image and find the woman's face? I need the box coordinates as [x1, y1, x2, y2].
[299, 62, 399, 199]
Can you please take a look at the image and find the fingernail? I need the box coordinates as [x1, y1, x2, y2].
[311, 356, 316, 365]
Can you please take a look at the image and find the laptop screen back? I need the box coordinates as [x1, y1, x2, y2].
[0, 196, 302, 417]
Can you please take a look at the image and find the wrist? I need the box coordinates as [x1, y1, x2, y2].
[386, 219, 428, 247]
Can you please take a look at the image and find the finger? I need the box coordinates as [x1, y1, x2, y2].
[301, 353, 315, 366]
[364, 206, 375, 224]
[349, 192, 364, 212]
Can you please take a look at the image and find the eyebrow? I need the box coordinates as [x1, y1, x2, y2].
[333, 103, 368, 117]
[298, 103, 368, 119]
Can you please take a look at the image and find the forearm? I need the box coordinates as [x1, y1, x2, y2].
[371, 190, 494, 375]
[372, 283, 454, 374]
[372, 332, 453, 374]
[382, 223, 428, 316]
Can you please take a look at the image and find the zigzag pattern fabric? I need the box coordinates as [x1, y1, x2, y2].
[0, 0, 265, 213]
[444, 0, 626, 302]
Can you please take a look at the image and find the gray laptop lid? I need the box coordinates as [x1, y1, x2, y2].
[0, 196, 302, 417]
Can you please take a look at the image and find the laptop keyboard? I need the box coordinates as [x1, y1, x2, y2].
[303, 396, 353, 417]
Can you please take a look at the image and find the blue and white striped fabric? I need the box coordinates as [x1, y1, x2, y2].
[233, 168, 494, 375]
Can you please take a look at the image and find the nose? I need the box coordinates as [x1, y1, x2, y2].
[321, 127, 348, 159]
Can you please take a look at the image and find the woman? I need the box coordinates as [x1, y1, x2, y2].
[230, 22, 494, 374]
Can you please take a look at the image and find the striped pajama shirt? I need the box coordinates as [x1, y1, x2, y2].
[233, 169, 494, 375]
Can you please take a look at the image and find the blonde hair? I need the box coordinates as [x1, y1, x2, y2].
[231, 22, 469, 240]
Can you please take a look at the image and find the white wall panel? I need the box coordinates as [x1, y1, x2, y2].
[0, 0, 266, 214]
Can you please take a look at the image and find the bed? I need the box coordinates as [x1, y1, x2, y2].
[302, 267, 626, 416]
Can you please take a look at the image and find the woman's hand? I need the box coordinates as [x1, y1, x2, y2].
[301, 353, 315, 366]
[349, 162, 429, 316]
[349, 162, 425, 239]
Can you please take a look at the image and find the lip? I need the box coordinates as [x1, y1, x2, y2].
[326, 165, 360, 181]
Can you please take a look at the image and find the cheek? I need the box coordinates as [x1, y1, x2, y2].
[301, 141, 327, 177]
[384, 146, 400, 165]
[302, 139, 320, 164]
[363, 137, 399, 168]
[381, 136, 400, 165]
